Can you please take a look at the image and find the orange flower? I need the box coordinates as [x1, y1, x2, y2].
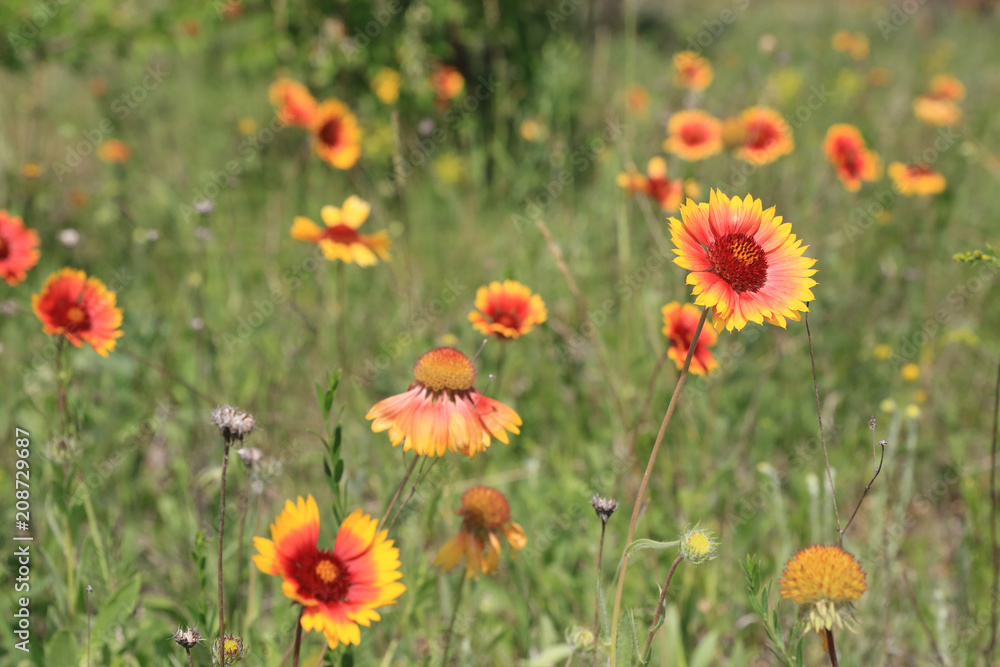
[291, 196, 390, 266]
[20, 163, 41, 179]
[311, 99, 361, 169]
[615, 168, 648, 195]
[661, 302, 718, 375]
[670, 190, 817, 332]
[616, 159, 682, 211]
[0, 210, 40, 286]
[433, 486, 527, 579]
[253, 496, 405, 649]
[664, 110, 723, 161]
[779, 545, 866, 635]
[731, 107, 794, 165]
[469, 280, 547, 339]
[888, 162, 946, 196]
[928, 74, 965, 102]
[270, 78, 318, 128]
[430, 65, 465, 103]
[97, 140, 130, 164]
[624, 84, 650, 114]
[673, 51, 713, 91]
[913, 96, 961, 126]
[822, 124, 881, 192]
[366, 348, 522, 458]
[32, 268, 123, 356]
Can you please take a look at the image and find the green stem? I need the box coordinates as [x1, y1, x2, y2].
[82, 492, 113, 588]
[608, 306, 708, 665]
[441, 575, 467, 666]
[640, 555, 684, 660]
[217, 441, 231, 647]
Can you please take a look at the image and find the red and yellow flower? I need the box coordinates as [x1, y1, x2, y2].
[661, 302, 718, 375]
[624, 84, 650, 114]
[311, 99, 361, 169]
[468, 280, 547, 339]
[670, 190, 817, 332]
[730, 107, 794, 165]
[366, 348, 522, 458]
[253, 496, 405, 649]
[779, 545, 866, 635]
[888, 162, 946, 196]
[673, 51, 713, 91]
[291, 196, 390, 266]
[270, 78, 318, 128]
[928, 74, 965, 103]
[913, 76, 964, 127]
[617, 158, 683, 212]
[0, 210, 40, 286]
[664, 110, 723, 161]
[32, 268, 123, 356]
[822, 124, 881, 192]
[831, 31, 869, 60]
[433, 486, 527, 579]
[430, 65, 465, 104]
[97, 140, 131, 164]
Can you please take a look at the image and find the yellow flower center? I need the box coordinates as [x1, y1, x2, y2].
[224, 639, 240, 655]
[315, 559, 339, 583]
[686, 531, 711, 556]
[413, 347, 476, 392]
[460, 486, 511, 531]
[67, 306, 86, 324]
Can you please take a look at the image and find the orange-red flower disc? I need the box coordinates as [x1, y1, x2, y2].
[366, 348, 522, 458]
[664, 110, 723, 162]
[888, 162, 946, 196]
[291, 196, 391, 266]
[823, 124, 881, 192]
[673, 51, 713, 91]
[468, 280, 547, 339]
[732, 107, 794, 165]
[32, 268, 123, 356]
[0, 210, 40, 286]
[670, 190, 817, 332]
[253, 496, 405, 649]
[311, 99, 361, 169]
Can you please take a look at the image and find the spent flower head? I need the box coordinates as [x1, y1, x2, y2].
[590, 495, 618, 524]
[173, 626, 204, 649]
[211, 406, 256, 444]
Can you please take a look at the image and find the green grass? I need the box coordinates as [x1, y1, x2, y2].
[2, 0, 1000, 665]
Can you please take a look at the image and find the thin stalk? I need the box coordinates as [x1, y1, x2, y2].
[86, 586, 92, 667]
[804, 312, 842, 543]
[217, 441, 231, 647]
[387, 458, 437, 533]
[380, 455, 419, 530]
[82, 492, 113, 589]
[608, 306, 708, 665]
[988, 357, 1000, 660]
[234, 482, 252, 630]
[441, 575, 467, 666]
[825, 628, 838, 667]
[640, 555, 684, 660]
[55, 337, 66, 427]
[628, 346, 671, 462]
[592, 520, 608, 667]
[185, 648, 194, 667]
[336, 261, 348, 369]
[291, 607, 305, 667]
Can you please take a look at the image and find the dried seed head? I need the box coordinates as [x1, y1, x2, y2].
[237, 447, 263, 468]
[591, 494, 618, 523]
[868, 417, 876, 431]
[211, 406, 256, 444]
[173, 626, 204, 649]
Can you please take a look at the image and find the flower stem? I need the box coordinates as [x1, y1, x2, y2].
[234, 482, 252, 630]
[217, 441, 231, 648]
[608, 306, 708, 666]
[592, 520, 608, 667]
[988, 357, 1000, 661]
[291, 606, 305, 667]
[441, 575, 467, 666]
[55, 337, 66, 428]
[825, 628, 838, 667]
[380, 454, 419, 530]
[804, 312, 842, 543]
[640, 555, 684, 660]
[185, 647, 194, 667]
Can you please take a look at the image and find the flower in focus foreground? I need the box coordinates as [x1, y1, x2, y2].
[291, 196, 390, 266]
[253, 496, 405, 649]
[0, 210, 40, 286]
[270, 78, 318, 128]
[673, 51, 713, 91]
[730, 107, 794, 165]
[664, 110, 723, 162]
[468, 280, 547, 339]
[32, 268, 123, 356]
[888, 162, 946, 196]
[433, 486, 527, 579]
[779, 545, 867, 634]
[670, 190, 817, 332]
[366, 347, 521, 458]
[661, 302, 718, 375]
[311, 99, 361, 169]
[823, 124, 881, 192]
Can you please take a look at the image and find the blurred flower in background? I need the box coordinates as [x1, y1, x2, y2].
[433, 486, 527, 579]
[0, 210, 40, 285]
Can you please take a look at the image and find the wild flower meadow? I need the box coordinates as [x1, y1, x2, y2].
[2, 1, 1000, 665]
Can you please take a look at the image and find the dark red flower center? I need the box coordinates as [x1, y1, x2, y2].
[840, 151, 861, 178]
[320, 224, 361, 245]
[907, 163, 933, 177]
[493, 312, 521, 331]
[0, 236, 8, 260]
[745, 120, 780, 151]
[646, 177, 678, 205]
[54, 298, 91, 333]
[319, 118, 342, 147]
[709, 233, 768, 293]
[680, 123, 709, 146]
[290, 549, 350, 603]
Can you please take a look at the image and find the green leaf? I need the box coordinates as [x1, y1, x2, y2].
[623, 538, 680, 559]
[334, 459, 345, 483]
[90, 576, 141, 656]
[44, 629, 77, 665]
